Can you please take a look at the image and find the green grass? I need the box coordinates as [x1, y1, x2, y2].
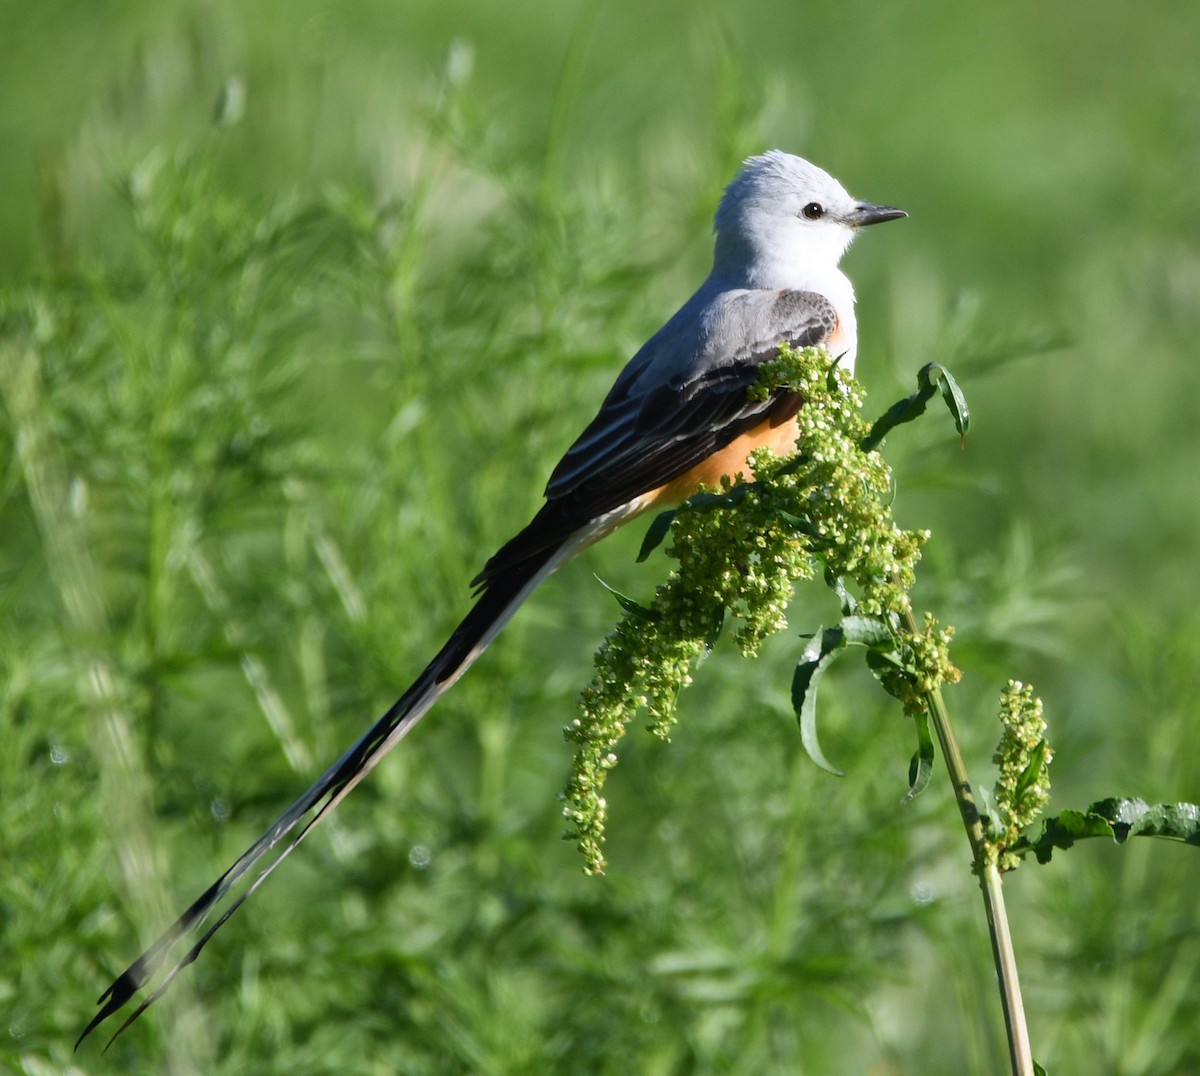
[4, 3, 1200, 1073]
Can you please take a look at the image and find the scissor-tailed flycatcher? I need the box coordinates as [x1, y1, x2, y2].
[80, 150, 905, 1045]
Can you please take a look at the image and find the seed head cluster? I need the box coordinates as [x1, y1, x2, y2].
[563, 347, 934, 873]
[990, 680, 1052, 870]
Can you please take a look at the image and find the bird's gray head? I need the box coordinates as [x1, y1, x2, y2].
[712, 150, 905, 288]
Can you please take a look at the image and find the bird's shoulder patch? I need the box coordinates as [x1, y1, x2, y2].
[770, 289, 838, 347]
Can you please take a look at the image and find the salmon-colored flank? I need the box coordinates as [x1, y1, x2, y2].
[636, 407, 802, 513]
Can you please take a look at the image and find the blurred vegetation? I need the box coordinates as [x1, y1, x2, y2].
[3, 1, 1200, 1073]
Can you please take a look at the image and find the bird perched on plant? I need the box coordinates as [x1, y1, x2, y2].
[80, 149, 906, 1045]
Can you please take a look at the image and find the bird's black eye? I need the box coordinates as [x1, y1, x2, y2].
[801, 202, 825, 221]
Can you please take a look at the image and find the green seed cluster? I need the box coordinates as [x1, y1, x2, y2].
[874, 613, 961, 720]
[563, 346, 931, 874]
[989, 680, 1052, 870]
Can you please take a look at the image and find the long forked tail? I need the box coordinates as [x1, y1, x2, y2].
[78, 524, 594, 1050]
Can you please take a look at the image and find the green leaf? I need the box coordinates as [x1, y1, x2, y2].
[1016, 809, 1119, 863]
[861, 382, 936, 451]
[1090, 797, 1200, 845]
[790, 627, 847, 776]
[864, 645, 914, 679]
[838, 615, 894, 648]
[636, 509, 676, 562]
[1013, 740, 1047, 802]
[593, 575, 659, 620]
[776, 509, 818, 536]
[922, 362, 970, 441]
[860, 361, 970, 451]
[823, 569, 858, 615]
[902, 707, 935, 804]
[791, 615, 907, 779]
[681, 485, 753, 513]
[1013, 799, 1200, 863]
[774, 452, 813, 479]
[700, 606, 726, 657]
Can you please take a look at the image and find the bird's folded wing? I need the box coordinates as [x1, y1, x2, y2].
[475, 288, 837, 583]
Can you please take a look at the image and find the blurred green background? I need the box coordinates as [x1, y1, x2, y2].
[3, 1, 1200, 1073]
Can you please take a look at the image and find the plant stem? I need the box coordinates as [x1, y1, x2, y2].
[904, 609, 1033, 1076]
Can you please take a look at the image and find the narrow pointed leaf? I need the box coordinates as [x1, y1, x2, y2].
[699, 606, 726, 658]
[593, 576, 659, 620]
[682, 485, 752, 514]
[901, 707, 935, 804]
[776, 510, 818, 536]
[637, 509, 676, 562]
[790, 627, 846, 776]
[861, 382, 936, 451]
[823, 570, 858, 615]
[860, 362, 970, 451]
[775, 452, 812, 478]
[1013, 740, 1047, 802]
[927, 362, 970, 440]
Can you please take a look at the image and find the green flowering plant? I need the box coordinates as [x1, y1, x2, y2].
[561, 343, 1200, 1076]
[563, 347, 960, 873]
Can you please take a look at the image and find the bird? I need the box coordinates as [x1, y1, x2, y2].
[79, 149, 906, 1046]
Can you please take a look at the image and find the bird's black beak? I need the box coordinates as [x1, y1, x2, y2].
[849, 202, 908, 227]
